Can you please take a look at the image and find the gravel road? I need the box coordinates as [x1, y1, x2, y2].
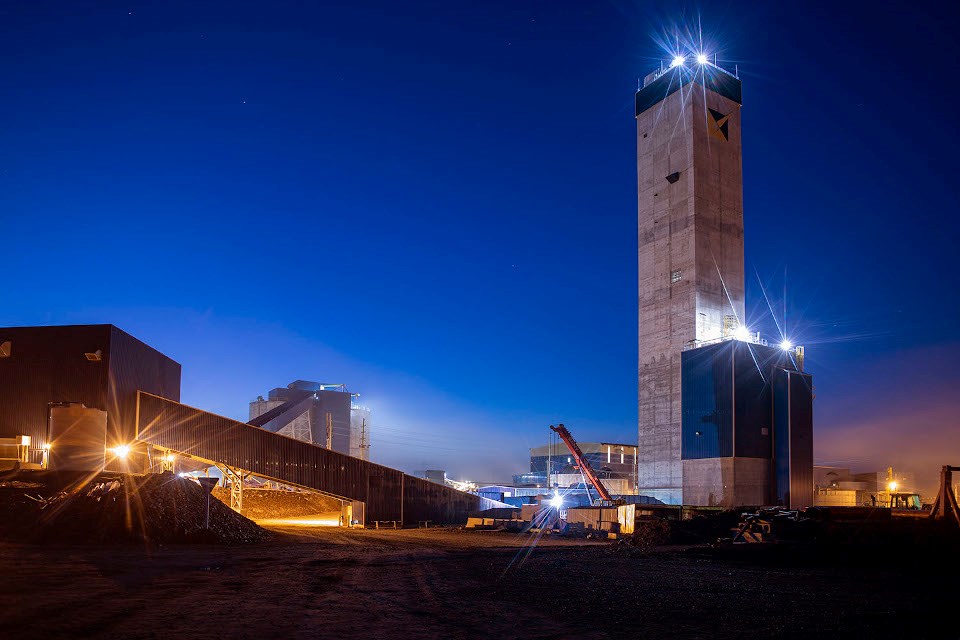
[0, 525, 952, 639]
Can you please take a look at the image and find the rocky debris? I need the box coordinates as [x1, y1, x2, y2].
[0, 480, 43, 489]
[0, 471, 269, 545]
[556, 521, 587, 538]
[608, 518, 672, 556]
[610, 511, 742, 556]
[728, 507, 817, 543]
[671, 510, 743, 544]
[633, 518, 673, 547]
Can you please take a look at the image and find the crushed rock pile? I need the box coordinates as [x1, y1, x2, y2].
[212, 486, 341, 520]
[0, 472, 269, 544]
[611, 511, 743, 555]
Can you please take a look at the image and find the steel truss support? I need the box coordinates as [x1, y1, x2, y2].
[159, 451, 175, 473]
[290, 415, 312, 443]
[216, 464, 251, 513]
[930, 465, 960, 527]
[148, 446, 176, 473]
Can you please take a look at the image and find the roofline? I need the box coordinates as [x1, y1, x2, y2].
[636, 64, 742, 117]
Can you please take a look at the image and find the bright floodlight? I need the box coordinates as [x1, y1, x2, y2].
[670, 55, 685, 68]
[696, 53, 708, 64]
[780, 340, 793, 351]
[733, 325, 751, 342]
[888, 481, 898, 492]
[111, 444, 131, 459]
[549, 493, 564, 508]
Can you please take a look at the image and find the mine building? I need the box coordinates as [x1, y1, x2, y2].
[636, 58, 814, 506]
[681, 340, 813, 508]
[0, 324, 491, 525]
[249, 380, 370, 460]
[517, 440, 638, 497]
[0, 324, 181, 461]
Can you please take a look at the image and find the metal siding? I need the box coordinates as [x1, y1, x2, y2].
[0, 325, 180, 454]
[0, 325, 112, 449]
[788, 372, 814, 508]
[106, 326, 182, 446]
[316, 390, 352, 454]
[683, 341, 791, 462]
[733, 342, 775, 459]
[772, 370, 792, 505]
[681, 342, 733, 459]
[772, 369, 814, 508]
[403, 475, 480, 524]
[636, 66, 743, 116]
[136, 393, 479, 524]
[48, 404, 108, 472]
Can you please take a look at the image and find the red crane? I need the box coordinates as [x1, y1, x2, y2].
[550, 423, 615, 504]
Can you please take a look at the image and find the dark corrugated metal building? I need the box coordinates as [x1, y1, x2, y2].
[0, 324, 482, 525]
[0, 324, 181, 453]
[773, 369, 814, 508]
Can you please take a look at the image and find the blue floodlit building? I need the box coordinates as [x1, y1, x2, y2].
[681, 339, 813, 508]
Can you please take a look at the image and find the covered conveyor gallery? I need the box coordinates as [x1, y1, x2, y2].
[135, 392, 483, 525]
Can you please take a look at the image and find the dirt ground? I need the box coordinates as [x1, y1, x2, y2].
[0, 525, 954, 640]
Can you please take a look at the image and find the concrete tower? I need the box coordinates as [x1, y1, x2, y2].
[636, 63, 745, 504]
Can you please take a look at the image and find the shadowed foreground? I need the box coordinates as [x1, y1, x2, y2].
[0, 526, 953, 639]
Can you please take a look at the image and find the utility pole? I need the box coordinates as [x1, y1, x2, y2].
[359, 417, 369, 461]
[634, 446, 639, 495]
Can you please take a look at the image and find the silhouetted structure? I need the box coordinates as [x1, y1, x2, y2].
[681, 340, 813, 508]
[636, 62, 746, 504]
[0, 324, 180, 455]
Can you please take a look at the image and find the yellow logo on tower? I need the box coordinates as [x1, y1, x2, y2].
[708, 108, 730, 142]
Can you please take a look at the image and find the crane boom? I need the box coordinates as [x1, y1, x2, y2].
[549, 423, 613, 503]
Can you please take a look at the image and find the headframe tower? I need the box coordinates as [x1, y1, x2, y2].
[636, 59, 746, 504]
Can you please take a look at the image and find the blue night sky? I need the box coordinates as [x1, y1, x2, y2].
[2, 2, 958, 490]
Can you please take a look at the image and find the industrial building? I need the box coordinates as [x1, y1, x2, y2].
[515, 440, 638, 496]
[249, 381, 370, 460]
[475, 438, 643, 507]
[814, 466, 918, 507]
[681, 340, 812, 507]
[418, 469, 447, 485]
[0, 324, 487, 524]
[636, 58, 814, 505]
[0, 324, 181, 458]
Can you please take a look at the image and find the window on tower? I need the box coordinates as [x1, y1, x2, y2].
[671, 269, 682, 283]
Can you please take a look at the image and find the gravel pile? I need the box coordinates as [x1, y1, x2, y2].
[0, 471, 269, 545]
[212, 486, 341, 520]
